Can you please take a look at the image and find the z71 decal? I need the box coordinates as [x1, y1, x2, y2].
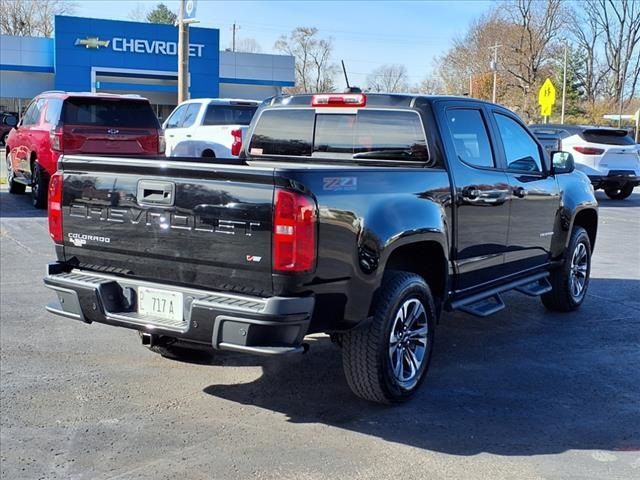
[323, 177, 358, 191]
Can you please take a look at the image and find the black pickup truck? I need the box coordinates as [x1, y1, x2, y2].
[44, 93, 598, 403]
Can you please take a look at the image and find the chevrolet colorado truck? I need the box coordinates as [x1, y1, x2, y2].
[44, 93, 598, 404]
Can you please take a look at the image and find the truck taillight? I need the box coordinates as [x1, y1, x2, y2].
[50, 126, 63, 151]
[158, 129, 166, 154]
[231, 129, 242, 156]
[273, 189, 317, 273]
[48, 172, 63, 243]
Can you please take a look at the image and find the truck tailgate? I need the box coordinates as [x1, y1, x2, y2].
[59, 155, 275, 296]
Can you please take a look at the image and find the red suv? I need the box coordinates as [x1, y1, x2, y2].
[5, 91, 164, 208]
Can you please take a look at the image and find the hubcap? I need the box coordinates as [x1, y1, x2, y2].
[569, 242, 589, 299]
[388, 298, 429, 388]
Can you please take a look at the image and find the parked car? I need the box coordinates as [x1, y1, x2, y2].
[530, 124, 640, 200]
[163, 98, 259, 158]
[0, 112, 18, 145]
[5, 91, 163, 208]
[44, 93, 598, 404]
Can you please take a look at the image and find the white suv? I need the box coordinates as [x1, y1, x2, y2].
[530, 124, 639, 199]
[163, 98, 259, 158]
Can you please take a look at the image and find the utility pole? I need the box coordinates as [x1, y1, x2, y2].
[232, 22, 240, 52]
[177, 0, 189, 103]
[489, 43, 501, 104]
[561, 41, 567, 124]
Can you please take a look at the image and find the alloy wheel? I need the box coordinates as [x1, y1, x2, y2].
[569, 242, 589, 300]
[388, 298, 429, 389]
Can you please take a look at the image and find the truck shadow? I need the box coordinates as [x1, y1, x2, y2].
[0, 190, 46, 218]
[203, 278, 640, 456]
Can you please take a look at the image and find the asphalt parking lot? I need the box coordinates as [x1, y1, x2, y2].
[1, 182, 639, 479]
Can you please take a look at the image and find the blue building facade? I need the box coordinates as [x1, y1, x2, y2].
[53, 16, 220, 97]
[0, 16, 295, 116]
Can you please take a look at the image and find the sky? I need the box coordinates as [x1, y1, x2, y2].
[74, 0, 495, 88]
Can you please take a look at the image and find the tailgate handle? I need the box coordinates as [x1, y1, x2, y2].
[137, 180, 175, 206]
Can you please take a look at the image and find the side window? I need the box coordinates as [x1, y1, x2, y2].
[445, 109, 495, 168]
[22, 99, 44, 126]
[180, 103, 201, 128]
[165, 104, 188, 129]
[44, 99, 63, 125]
[494, 113, 542, 172]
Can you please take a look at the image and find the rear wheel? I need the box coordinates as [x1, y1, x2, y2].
[6, 152, 26, 194]
[31, 162, 48, 209]
[201, 149, 216, 158]
[342, 271, 436, 404]
[542, 226, 591, 312]
[604, 183, 634, 200]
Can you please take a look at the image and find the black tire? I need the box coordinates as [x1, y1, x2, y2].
[31, 162, 48, 209]
[201, 149, 216, 158]
[6, 152, 26, 194]
[342, 271, 436, 404]
[542, 226, 591, 312]
[604, 183, 634, 200]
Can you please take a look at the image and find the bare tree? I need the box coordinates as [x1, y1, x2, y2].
[415, 74, 443, 95]
[498, 0, 567, 120]
[128, 2, 148, 22]
[233, 38, 262, 54]
[584, 0, 640, 104]
[366, 64, 410, 93]
[0, 0, 74, 37]
[570, 5, 608, 103]
[275, 27, 337, 93]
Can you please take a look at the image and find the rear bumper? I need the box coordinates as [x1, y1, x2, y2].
[588, 171, 640, 189]
[43, 263, 314, 355]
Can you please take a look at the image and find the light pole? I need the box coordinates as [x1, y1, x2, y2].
[561, 40, 567, 124]
[177, 0, 189, 103]
[489, 43, 501, 104]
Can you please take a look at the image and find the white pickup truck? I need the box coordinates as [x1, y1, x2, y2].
[163, 98, 259, 158]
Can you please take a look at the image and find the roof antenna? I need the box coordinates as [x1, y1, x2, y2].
[341, 60, 361, 93]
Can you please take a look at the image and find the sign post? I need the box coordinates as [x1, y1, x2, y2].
[538, 78, 556, 124]
[177, 0, 198, 103]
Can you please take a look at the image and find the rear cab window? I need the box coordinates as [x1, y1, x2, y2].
[248, 108, 429, 163]
[62, 98, 159, 128]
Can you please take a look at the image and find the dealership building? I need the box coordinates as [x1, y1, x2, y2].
[0, 15, 295, 119]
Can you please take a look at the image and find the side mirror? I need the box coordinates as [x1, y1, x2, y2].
[4, 115, 18, 127]
[551, 151, 575, 174]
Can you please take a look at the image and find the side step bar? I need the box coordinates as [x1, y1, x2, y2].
[451, 272, 551, 318]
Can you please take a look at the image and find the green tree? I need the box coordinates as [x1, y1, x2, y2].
[146, 3, 177, 24]
[552, 46, 586, 121]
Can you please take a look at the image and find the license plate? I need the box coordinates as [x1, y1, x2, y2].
[138, 287, 184, 323]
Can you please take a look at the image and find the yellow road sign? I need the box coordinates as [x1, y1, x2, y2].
[539, 78, 556, 117]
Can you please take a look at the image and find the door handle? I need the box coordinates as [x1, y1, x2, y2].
[186, 134, 192, 138]
[137, 180, 175, 206]
[462, 185, 480, 201]
[513, 187, 527, 198]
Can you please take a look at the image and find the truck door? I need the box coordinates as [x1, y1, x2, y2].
[439, 104, 512, 292]
[488, 109, 560, 272]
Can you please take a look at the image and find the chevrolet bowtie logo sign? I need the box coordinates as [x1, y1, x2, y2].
[75, 37, 110, 49]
